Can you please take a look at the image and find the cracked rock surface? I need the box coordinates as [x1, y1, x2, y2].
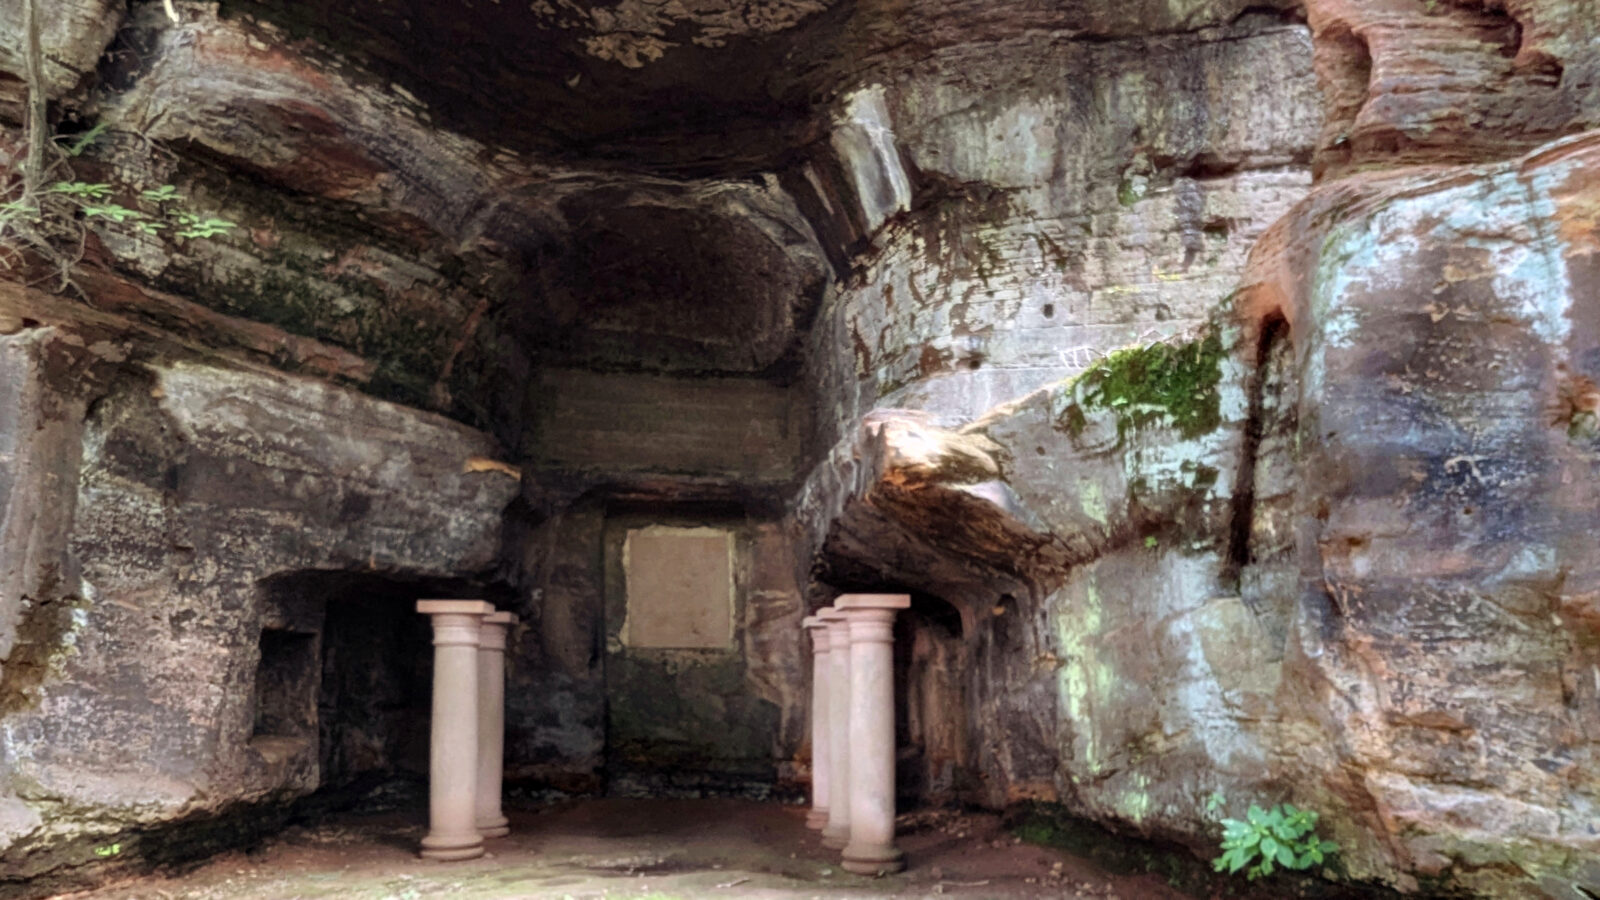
[1, 1, 1598, 897]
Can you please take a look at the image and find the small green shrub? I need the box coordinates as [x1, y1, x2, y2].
[1214, 803, 1338, 880]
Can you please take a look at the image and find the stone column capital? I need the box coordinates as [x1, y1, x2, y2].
[835, 593, 911, 611]
[819, 608, 852, 644]
[478, 611, 517, 652]
[803, 615, 831, 653]
[418, 599, 497, 615]
[417, 600, 495, 648]
[837, 595, 909, 645]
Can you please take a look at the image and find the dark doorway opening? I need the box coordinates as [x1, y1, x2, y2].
[895, 593, 971, 809]
[317, 584, 437, 789]
[253, 570, 509, 803]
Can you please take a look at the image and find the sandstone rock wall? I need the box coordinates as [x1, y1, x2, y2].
[792, 14, 1319, 516]
[2, 0, 1599, 895]
[497, 500, 809, 799]
[0, 316, 518, 892]
[601, 515, 806, 797]
[1238, 131, 1600, 897]
[782, 3, 1600, 896]
[788, 17, 1321, 816]
[500, 500, 610, 795]
[0, 0, 122, 109]
[784, 113, 1600, 900]
[526, 369, 800, 489]
[2, 2, 825, 874]
[1306, 0, 1600, 178]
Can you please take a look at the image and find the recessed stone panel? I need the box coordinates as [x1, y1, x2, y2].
[622, 527, 735, 650]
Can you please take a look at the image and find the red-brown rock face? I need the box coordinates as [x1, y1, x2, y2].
[2, 0, 1599, 897]
[1308, 0, 1600, 178]
[1239, 132, 1600, 895]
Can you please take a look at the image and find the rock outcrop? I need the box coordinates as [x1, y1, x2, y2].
[1, 0, 1598, 897]
[1244, 132, 1600, 897]
[1307, 0, 1600, 178]
[0, 293, 519, 892]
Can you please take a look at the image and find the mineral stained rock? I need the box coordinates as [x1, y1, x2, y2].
[1, 0, 1598, 897]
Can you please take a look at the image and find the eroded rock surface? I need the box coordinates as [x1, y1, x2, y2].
[1244, 132, 1600, 896]
[0, 313, 518, 892]
[1308, 0, 1600, 178]
[2, 0, 1598, 897]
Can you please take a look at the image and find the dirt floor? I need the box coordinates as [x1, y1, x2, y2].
[51, 799, 1198, 900]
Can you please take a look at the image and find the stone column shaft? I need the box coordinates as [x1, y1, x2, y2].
[803, 616, 831, 830]
[416, 600, 494, 861]
[839, 593, 910, 875]
[819, 608, 852, 849]
[475, 611, 516, 838]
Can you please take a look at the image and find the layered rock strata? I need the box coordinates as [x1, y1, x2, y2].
[0, 0, 1597, 896]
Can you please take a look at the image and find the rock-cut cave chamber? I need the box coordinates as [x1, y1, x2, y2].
[1, 0, 1599, 897]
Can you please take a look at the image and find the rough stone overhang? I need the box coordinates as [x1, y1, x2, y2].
[802, 327, 1255, 615]
[0, 2, 842, 431]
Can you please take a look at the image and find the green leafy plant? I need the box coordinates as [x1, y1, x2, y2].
[0, 199, 39, 221]
[4, 0, 238, 290]
[58, 122, 107, 157]
[46, 181, 113, 200]
[140, 184, 181, 203]
[28, 182, 239, 235]
[7, 178, 236, 243]
[1214, 803, 1338, 880]
[81, 203, 145, 223]
[1, 65, 240, 292]
[171, 211, 239, 239]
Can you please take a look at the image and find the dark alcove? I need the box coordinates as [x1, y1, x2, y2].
[253, 629, 319, 742]
[894, 593, 972, 809]
[255, 571, 510, 796]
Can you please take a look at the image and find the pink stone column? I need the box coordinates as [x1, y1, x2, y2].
[476, 611, 516, 838]
[839, 593, 911, 875]
[819, 607, 853, 850]
[416, 600, 493, 861]
[802, 615, 831, 830]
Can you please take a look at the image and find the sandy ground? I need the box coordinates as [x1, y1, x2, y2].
[51, 799, 1195, 900]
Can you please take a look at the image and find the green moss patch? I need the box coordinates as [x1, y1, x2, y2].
[1060, 332, 1225, 444]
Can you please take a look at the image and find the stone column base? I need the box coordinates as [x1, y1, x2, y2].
[419, 833, 486, 861]
[805, 807, 830, 830]
[842, 843, 905, 875]
[476, 815, 510, 838]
